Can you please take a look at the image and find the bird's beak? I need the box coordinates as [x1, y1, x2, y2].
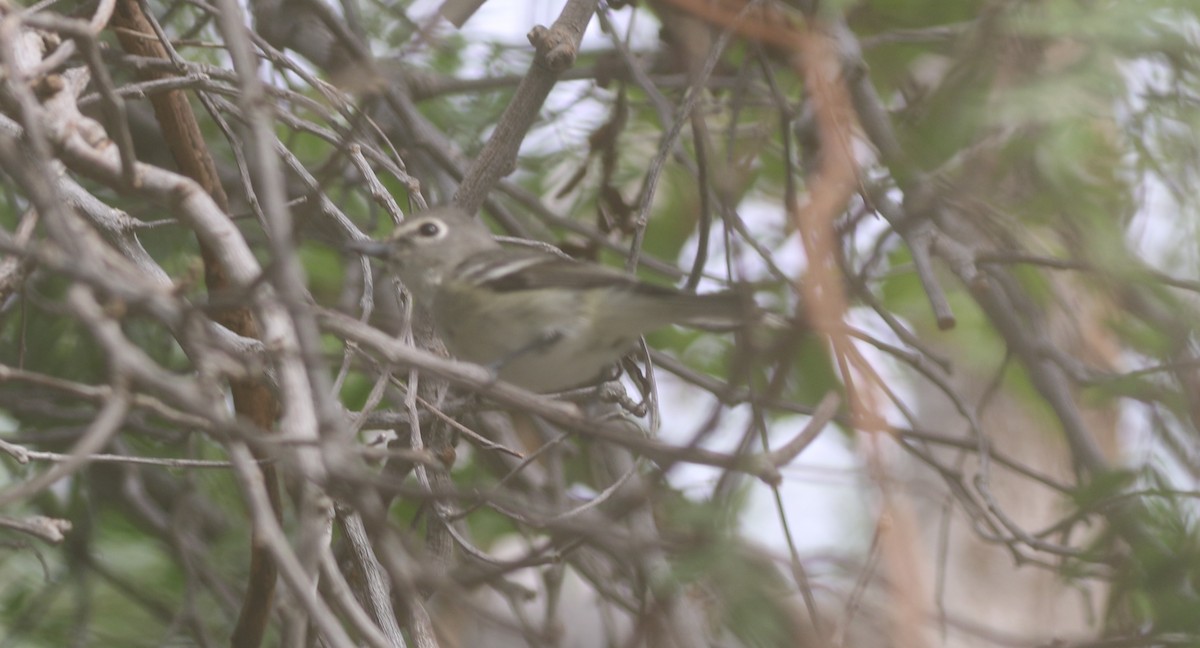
[345, 239, 391, 259]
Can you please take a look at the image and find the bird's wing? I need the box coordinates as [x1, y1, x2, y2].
[456, 248, 676, 295]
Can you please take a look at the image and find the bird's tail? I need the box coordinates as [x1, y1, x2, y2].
[641, 286, 761, 331]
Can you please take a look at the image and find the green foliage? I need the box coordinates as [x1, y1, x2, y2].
[300, 241, 345, 299]
[1099, 471, 1200, 633]
[461, 503, 519, 549]
[853, 0, 980, 29]
[879, 251, 1005, 371]
[0, 303, 105, 384]
[337, 370, 375, 411]
[657, 493, 799, 647]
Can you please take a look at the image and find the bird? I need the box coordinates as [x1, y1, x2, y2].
[351, 206, 752, 392]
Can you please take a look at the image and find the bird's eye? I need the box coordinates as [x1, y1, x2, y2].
[417, 222, 441, 238]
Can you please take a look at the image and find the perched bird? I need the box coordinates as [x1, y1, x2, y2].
[352, 207, 751, 392]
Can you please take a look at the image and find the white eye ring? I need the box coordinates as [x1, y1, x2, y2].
[416, 220, 442, 238]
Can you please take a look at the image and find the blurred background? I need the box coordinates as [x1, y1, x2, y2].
[1, 0, 1199, 646]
